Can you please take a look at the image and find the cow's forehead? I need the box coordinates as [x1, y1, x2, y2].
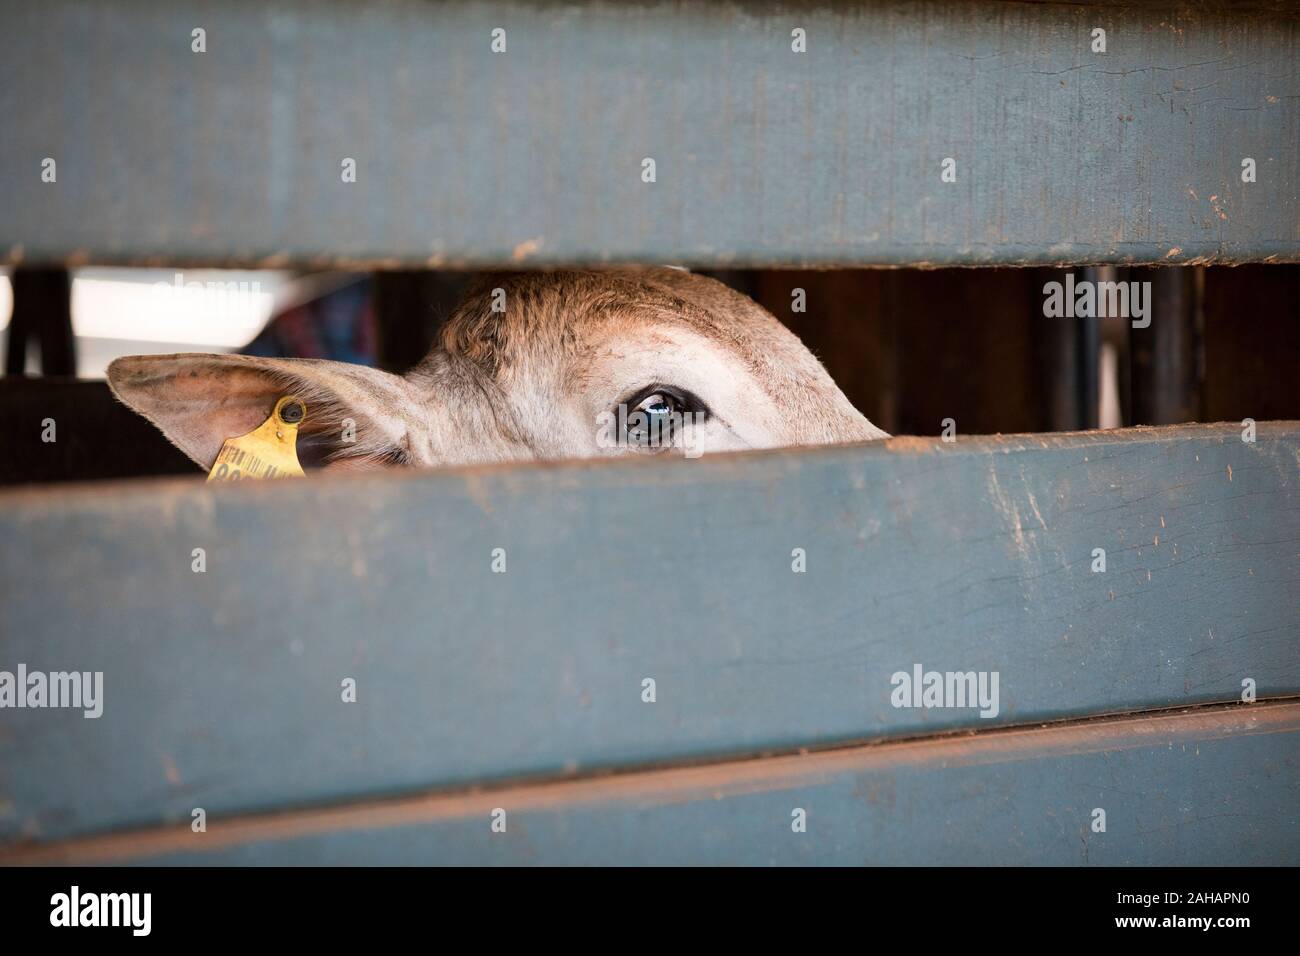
[436, 268, 788, 381]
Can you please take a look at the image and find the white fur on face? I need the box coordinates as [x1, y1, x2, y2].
[501, 323, 793, 461]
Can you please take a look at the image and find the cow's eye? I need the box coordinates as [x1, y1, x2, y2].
[622, 385, 708, 449]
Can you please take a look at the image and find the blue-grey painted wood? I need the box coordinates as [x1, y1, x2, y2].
[0, 423, 1296, 848]
[0, 1, 1296, 267]
[7, 701, 1298, 865]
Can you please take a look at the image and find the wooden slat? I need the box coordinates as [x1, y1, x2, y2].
[5, 701, 1298, 865]
[1, 0, 1296, 268]
[0, 423, 1296, 847]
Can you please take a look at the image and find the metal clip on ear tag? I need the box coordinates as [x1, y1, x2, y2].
[207, 396, 308, 482]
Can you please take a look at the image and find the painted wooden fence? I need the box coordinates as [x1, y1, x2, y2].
[1, 0, 1297, 268]
[1, 423, 1296, 863]
[0, 0, 1297, 866]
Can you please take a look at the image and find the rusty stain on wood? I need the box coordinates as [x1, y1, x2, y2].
[1, 421, 1295, 851]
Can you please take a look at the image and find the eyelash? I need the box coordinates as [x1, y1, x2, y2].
[620, 384, 710, 419]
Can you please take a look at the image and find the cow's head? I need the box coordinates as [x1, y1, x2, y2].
[108, 269, 887, 471]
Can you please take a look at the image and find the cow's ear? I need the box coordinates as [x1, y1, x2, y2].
[107, 353, 418, 470]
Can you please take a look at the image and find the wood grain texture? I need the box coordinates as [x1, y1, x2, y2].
[0, 0, 1296, 267]
[5, 701, 1297, 865]
[0, 423, 1296, 848]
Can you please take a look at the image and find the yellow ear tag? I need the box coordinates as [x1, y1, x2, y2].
[206, 396, 307, 482]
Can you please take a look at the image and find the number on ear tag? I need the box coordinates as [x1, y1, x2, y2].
[206, 396, 307, 482]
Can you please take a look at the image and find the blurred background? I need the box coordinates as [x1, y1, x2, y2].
[1, 263, 1296, 485]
